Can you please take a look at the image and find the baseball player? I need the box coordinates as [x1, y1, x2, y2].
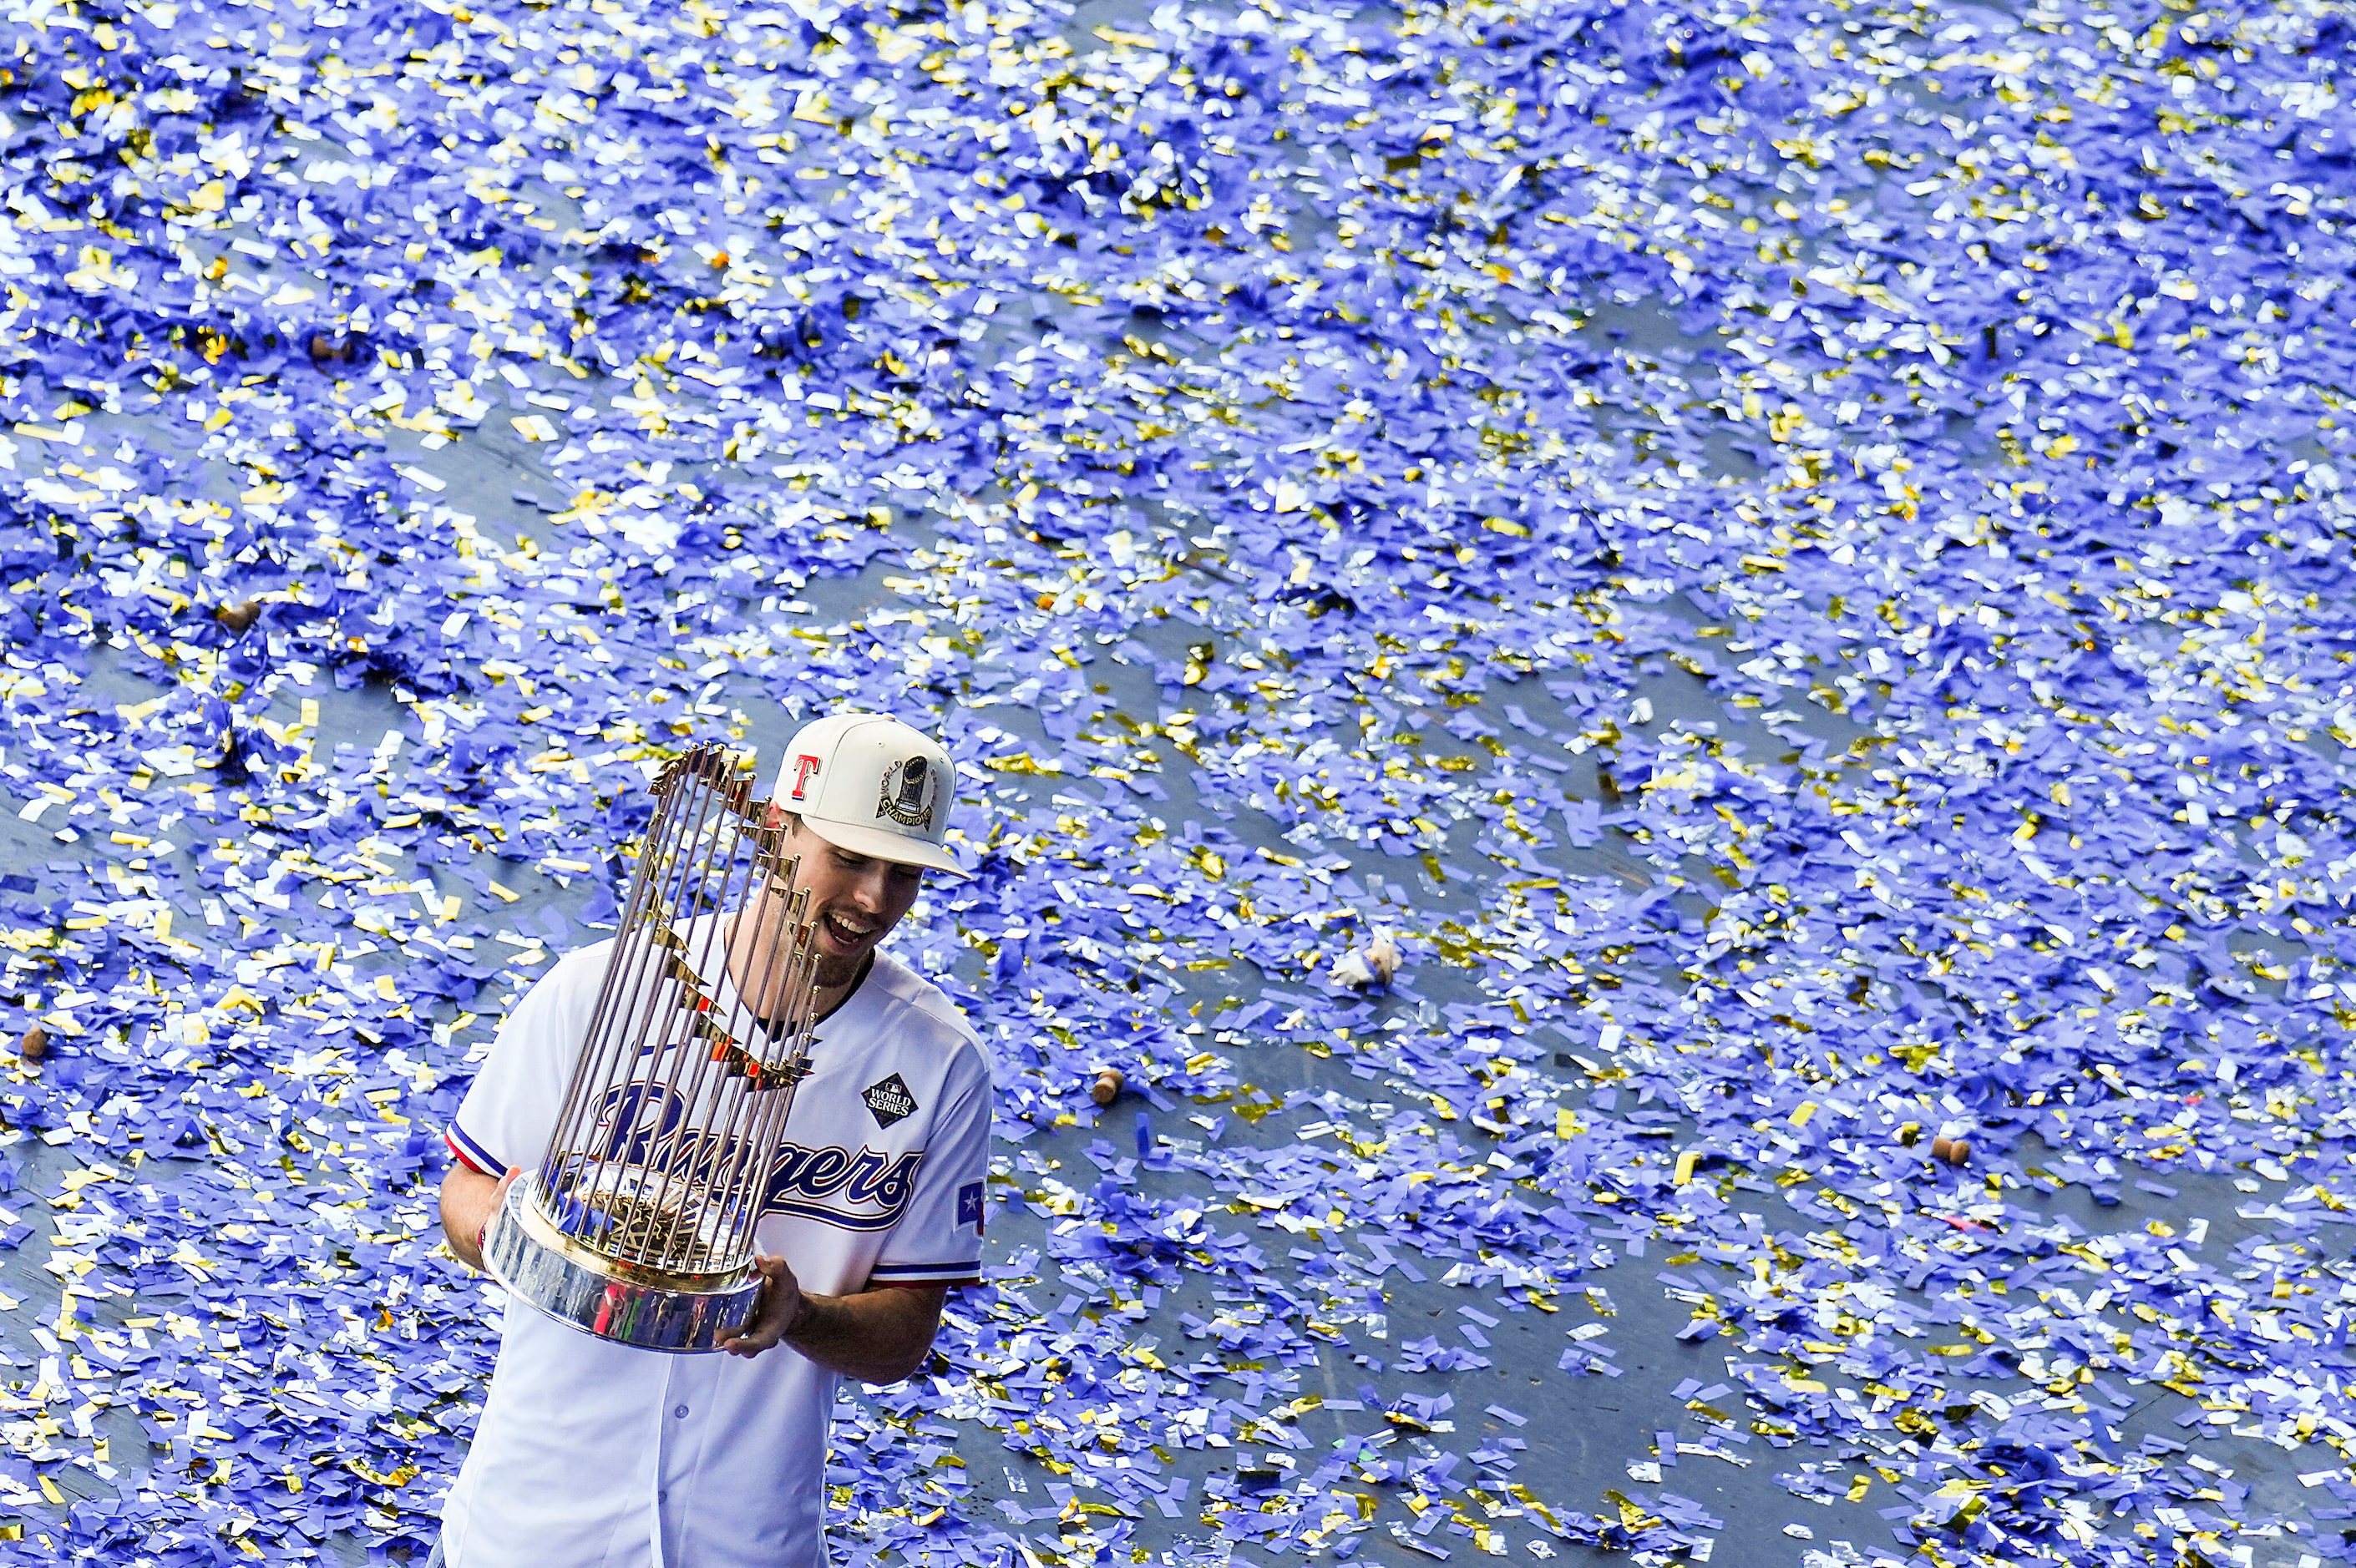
[432, 712, 991, 1567]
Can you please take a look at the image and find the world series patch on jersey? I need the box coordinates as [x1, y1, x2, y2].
[438, 934, 993, 1568]
[863, 1071, 920, 1129]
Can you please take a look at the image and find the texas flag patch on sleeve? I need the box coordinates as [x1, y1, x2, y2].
[957, 1181, 985, 1233]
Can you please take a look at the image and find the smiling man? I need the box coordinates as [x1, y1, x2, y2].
[432, 712, 990, 1568]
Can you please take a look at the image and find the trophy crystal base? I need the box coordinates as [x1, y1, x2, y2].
[483, 1179, 765, 1353]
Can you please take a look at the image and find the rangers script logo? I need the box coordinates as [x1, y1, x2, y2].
[579, 1085, 925, 1232]
[876, 754, 937, 830]
[761, 1140, 924, 1232]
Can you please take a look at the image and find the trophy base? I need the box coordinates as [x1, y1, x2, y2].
[482, 1181, 765, 1354]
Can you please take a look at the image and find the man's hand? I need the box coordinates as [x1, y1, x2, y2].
[715, 1263, 948, 1383]
[716, 1255, 807, 1359]
[441, 1162, 523, 1272]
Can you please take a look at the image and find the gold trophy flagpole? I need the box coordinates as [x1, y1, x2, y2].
[483, 742, 824, 1353]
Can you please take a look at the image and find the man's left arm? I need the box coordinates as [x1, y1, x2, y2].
[717, 1261, 944, 1381]
[719, 1047, 991, 1378]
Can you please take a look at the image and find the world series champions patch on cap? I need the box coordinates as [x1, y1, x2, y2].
[877, 754, 937, 830]
[772, 711, 965, 874]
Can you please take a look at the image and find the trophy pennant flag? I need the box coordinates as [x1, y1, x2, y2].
[483, 742, 826, 1353]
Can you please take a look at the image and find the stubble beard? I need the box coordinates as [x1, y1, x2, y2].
[729, 903, 831, 1019]
[813, 949, 864, 992]
[736, 883, 870, 1006]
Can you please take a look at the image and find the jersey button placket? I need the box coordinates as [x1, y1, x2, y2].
[655, 1356, 712, 1556]
[652, 1362, 687, 1552]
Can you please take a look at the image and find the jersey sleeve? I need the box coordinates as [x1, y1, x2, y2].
[444, 946, 604, 1177]
[865, 1047, 993, 1290]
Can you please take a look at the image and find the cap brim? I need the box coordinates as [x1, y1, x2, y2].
[798, 814, 969, 876]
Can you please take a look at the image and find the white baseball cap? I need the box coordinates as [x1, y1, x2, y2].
[770, 712, 964, 874]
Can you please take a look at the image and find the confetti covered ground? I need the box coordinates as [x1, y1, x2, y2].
[0, 0, 2350, 1563]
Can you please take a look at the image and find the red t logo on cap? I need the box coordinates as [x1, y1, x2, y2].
[790, 754, 823, 800]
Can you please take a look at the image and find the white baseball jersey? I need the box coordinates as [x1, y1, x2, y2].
[438, 931, 991, 1568]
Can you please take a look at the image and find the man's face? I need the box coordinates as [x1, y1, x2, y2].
[773, 812, 924, 987]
